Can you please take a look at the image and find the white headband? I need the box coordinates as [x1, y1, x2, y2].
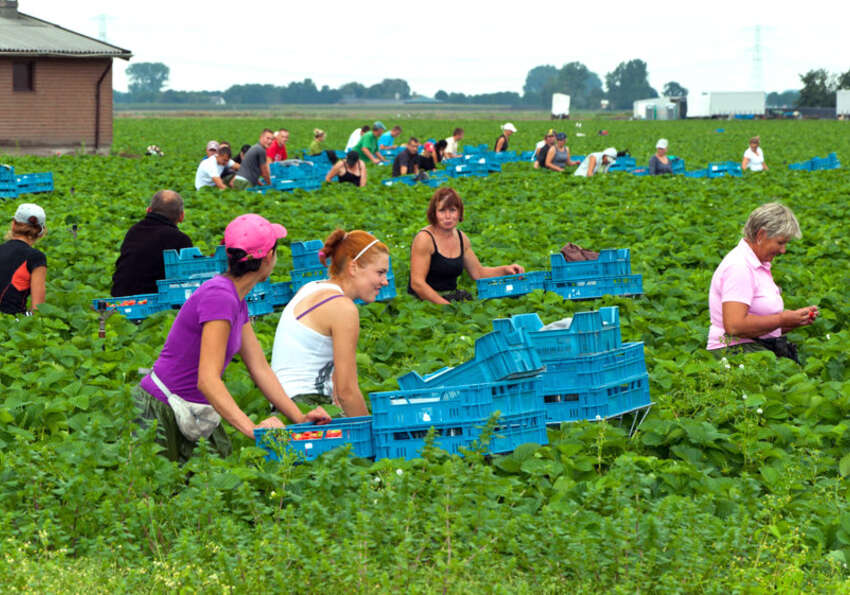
[352, 239, 379, 262]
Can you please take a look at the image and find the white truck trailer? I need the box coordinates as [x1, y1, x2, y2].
[686, 91, 766, 117]
[551, 93, 570, 119]
[837, 90, 850, 116]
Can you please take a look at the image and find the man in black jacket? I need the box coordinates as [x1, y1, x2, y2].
[111, 190, 193, 297]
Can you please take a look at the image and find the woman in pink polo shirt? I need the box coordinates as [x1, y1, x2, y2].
[707, 203, 818, 360]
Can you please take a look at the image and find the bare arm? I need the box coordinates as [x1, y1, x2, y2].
[328, 300, 369, 416]
[260, 163, 271, 185]
[409, 232, 451, 305]
[211, 176, 228, 190]
[566, 147, 579, 166]
[29, 266, 46, 310]
[741, 156, 750, 170]
[586, 155, 597, 177]
[239, 323, 329, 425]
[722, 301, 817, 338]
[197, 320, 269, 438]
[325, 161, 343, 183]
[495, 137, 505, 152]
[460, 232, 524, 280]
[358, 161, 368, 187]
[361, 147, 383, 164]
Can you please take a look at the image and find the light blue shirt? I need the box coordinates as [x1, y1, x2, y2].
[378, 132, 394, 147]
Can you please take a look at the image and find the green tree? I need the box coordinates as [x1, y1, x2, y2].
[523, 65, 558, 106]
[434, 90, 449, 101]
[605, 59, 657, 110]
[797, 69, 836, 107]
[366, 78, 410, 100]
[837, 68, 850, 90]
[126, 62, 169, 98]
[540, 62, 604, 110]
[339, 82, 366, 98]
[662, 81, 688, 97]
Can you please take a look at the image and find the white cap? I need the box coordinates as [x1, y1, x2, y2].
[502, 122, 517, 133]
[656, 138, 668, 149]
[14, 203, 46, 227]
[602, 147, 617, 160]
[206, 140, 220, 151]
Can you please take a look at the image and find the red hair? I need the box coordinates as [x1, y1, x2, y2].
[319, 229, 388, 277]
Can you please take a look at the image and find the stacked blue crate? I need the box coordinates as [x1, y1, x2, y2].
[607, 156, 637, 173]
[545, 249, 643, 300]
[397, 319, 544, 390]
[0, 164, 17, 199]
[370, 378, 547, 460]
[502, 308, 651, 422]
[811, 152, 841, 171]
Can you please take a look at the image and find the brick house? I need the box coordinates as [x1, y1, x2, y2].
[0, 0, 131, 155]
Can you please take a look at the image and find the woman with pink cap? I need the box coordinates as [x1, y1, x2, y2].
[136, 214, 330, 462]
[271, 229, 390, 417]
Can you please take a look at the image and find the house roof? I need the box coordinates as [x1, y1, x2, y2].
[0, 11, 132, 59]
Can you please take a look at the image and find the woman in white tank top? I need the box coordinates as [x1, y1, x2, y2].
[271, 229, 390, 416]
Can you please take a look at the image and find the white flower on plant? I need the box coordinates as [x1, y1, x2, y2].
[827, 334, 831, 340]
[725, 363, 732, 369]
[739, 364, 745, 369]
[396, 469, 403, 476]
[720, 357, 728, 364]
[373, 476, 381, 483]
[742, 394, 748, 400]
[757, 408, 763, 415]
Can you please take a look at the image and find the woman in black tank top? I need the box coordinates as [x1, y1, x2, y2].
[325, 151, 367, 187]
[494, 123, 516, 152]
[408, 187, 526, 305]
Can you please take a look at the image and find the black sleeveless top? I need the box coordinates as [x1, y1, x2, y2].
[494, 134, 509, 152]
[407, 229, 465, 297]
[338, 163, 362, 186]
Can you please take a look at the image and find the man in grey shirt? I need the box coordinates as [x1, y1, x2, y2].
[232, 129, 275, 189]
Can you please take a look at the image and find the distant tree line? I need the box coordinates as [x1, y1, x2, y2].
[116, 61, 850, 110]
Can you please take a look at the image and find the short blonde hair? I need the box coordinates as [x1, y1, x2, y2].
[742, 202, 801, 241]
[749, 136, 760, 145]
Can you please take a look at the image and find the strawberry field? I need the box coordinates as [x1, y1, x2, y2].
[2, 117, 850, 591]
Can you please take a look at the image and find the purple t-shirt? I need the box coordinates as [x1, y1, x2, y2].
[140, 275, 249, 404]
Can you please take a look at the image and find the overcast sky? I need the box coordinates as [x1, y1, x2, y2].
[23, 0, 850, 97]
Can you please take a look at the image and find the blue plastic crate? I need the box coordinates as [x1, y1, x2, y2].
[163, 246, 227, 279]
[397, 323, 543, 390]
[246, 281, 274, 317]
[271, 281, 294, 307]
[519, 150, 535, 161]
[708, 162, 742, 178]
[543, 373, 651, 423]
[811, 152, 840, 171]
[446, 162, 489, 177]
[371, 376, 543, 430]
[0, 164, 14, 182]
[290, 239, 324, 270]
[0, 181, 17, 199]
[670, 158, 686, 174]
[631, 167, 649, 176]
[156, 274, 215, 306]
[685, 169, 707, 178]
[381, 175, 417, 187]
[550, 249, 632, 282]
[255, 416, 374, 462]
[91, 293, 168, 321]
[372, 410, 547, 460]
[788, 160, 812, 171]
[545, 274, 643, 300]
[290, 266, 328, 292]
[539, 342, 647, 393]
[476, 271, 549, 300]
[506, 307, 622, 360]
[15, 172, 54, 194]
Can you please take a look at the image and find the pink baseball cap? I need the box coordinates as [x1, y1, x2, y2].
[424, 141, 435, 152]
[224, 214, 287, 260]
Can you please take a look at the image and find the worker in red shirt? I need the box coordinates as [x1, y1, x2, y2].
[266, 128, 289, 163]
